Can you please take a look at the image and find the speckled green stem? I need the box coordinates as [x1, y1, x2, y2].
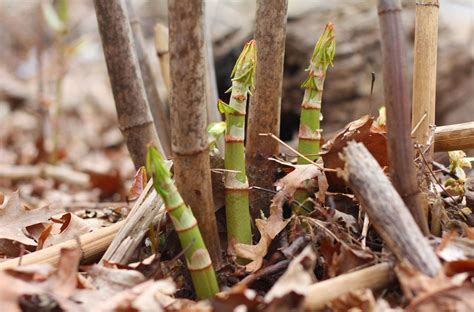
[219, 40, 256, 246]
[146, 146, 218, 299]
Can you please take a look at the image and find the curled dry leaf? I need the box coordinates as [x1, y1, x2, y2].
[0, 191, 62, 250]
[272, 158, 328, 203]
[444, 260, 474, 277]
[42, 213, 93, 249]
[212, 284, 261, 311]
[329, 289, 376, 312]
[396, 261, 474, 311]
[319, 236, 375, 279]
[320, 115, 387, 190]
[128, 166, 148, 201]
[105, 253, 162, 280]
[436, 232, 474, 262]
[235, 161, 326, 272]
[81, 264, 146, 298]
[96, 278, 177, 312]
[235, 192, 290, 272]
[0, 247, 81, 311]
[265, 246, 316, 303]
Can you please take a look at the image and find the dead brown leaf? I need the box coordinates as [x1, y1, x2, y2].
[273, 160, 327, 203]
[0, 191, 62, 249]
[81, 264, 146, 298]
[397, 262, 474, 312]
[40, 213, 93, 249]
[128, 166, 148, 201]
[212, 284, 262, 311]
[319, 236, 375, 278]
[92, 278, 177, 312]
[329, 289, 377, 312]
[88, 169, 124, 198]
[436, 232, 474, 262]
[0, 269, 44, 312]
[0, 247, 82, 311]
[265, 246, 316, 302]
[320, 115, 387, 190]
[444, 260, 474, 276]
[235, 192, 290, 272]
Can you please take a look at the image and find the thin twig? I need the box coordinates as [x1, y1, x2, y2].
[361, 213, 370, 249]
[432, 161, 459, 179]
[259, 133, 336, 173]
[416, 146, 458, 208]
[411, 112, 427, 136]
[238, 260, 290, 286]
[249, 186, 278, 195]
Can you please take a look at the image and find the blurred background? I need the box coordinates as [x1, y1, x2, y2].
[0, 0, 473, 205]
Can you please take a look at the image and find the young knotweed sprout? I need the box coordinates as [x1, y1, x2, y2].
[445, 150, 474, 196]
[219, 40, 256, 246]
[294, 23, 335, 214]
[146, 145, 219, 299]
[297, 22, 336, 164]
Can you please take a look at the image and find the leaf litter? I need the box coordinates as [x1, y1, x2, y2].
[1, 109, 473, 311]
[0, 3, 473, 310]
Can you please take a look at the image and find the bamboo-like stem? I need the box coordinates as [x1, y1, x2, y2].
[434, 122, 474, 152]
[293, 23, 335, 214]
[0, 221, 124, 270]
[126, 0, 172, 158]
[168, 0, 222, 267]
[147, 146, 219, 299]
[412, 0, 439, 160]
[220, 40, 256, 246]
[376, 0, 429, 235]
[246, 0, 288, 217]
[297, 22, 336, 165]
[94, 0, 163, 169]
[342, 142, 442, 277]
[303, 263, 395, 310]
[154, 24, 171, 96]
[101, 179, 165, 264]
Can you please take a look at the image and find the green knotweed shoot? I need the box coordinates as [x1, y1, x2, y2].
[297, 22, 336, 164]
[146, 145, 219, 299]
[219, 40, 256, 246]
[294, 23, 335, 214]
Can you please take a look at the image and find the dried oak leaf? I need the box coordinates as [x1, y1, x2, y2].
[235, 163, 326, 272]
[320, 115, 387, 190]
[39, 213, 93, 249]
[235, 192, 290, 272]
[273, 159, 328, 203]
[81, 264, 146, 299]
[212, 284, 262, 312]
[0, 247, 82, 311]
[0, 191, 61, 249]
[265, 246, 316, 303]
[397, 261, 474, 311]
[92, 278, 177, 312]
[436, 232, 474, 262]
[329, 289, 377, 312]
[319, 236, 375, 278]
